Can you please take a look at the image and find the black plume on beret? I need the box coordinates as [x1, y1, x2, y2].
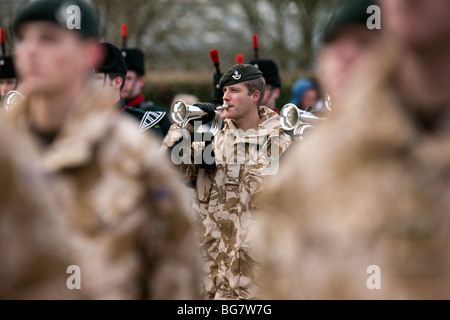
[250, 58, 281, 88]
[122, 48, 145, 76]
[0, 56, 17, 79]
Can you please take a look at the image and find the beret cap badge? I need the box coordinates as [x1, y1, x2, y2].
[232, 71, 241, 80]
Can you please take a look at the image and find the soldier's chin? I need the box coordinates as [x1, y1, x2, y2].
[22, 82, 43, 94]
[25, 81, 60, 95]
[223, 107, 235, 116]
[219, 109, 229, 119]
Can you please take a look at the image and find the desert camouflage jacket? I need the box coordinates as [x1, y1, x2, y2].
[161, 105, 291, 299]
[0, 118, 80, 299]
[5, 87, 201, 299]
[258, 47, 450, 300]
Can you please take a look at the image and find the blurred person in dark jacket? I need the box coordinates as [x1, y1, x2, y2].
[95, 41, 167, 138]
[121, 46, 171, 138]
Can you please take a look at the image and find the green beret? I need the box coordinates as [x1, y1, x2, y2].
[0, 56, 17, 79]
[13, 0, 99, 39]
[322, 0, 375, 44]
[219, 63, 263, 89]
[96, 42, 127, 75]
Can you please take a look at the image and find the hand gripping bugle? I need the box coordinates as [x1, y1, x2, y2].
[170, 99, 227, 136]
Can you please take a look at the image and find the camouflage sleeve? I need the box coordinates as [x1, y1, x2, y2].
[259, 131, 292, 175]
[271, 131, 292, 157]
[160, 123, 201, 183]
[142, 136, 202, 299]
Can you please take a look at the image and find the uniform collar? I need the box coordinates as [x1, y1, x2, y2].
[125, 94, 145, 107]
[117, 97, 128, 112]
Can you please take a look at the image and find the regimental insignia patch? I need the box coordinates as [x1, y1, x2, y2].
[139, 111, 166, 132]
[232, 71, 241, 80]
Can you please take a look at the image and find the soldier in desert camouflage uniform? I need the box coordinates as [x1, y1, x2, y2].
[0, 118, 82, 299]
[161, 63, 291, 300]
[258, 0, 450, 300]
[5, 0, 200, 299]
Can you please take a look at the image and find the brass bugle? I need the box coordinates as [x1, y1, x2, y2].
[170, 99, 223, 136]
[279, 103, 326, 141]
[279, 103, 324, 131]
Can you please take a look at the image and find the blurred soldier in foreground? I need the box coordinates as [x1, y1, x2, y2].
[258, 0, 450, 299]
[161, 64, 291, 299]
[317, 0, 380, 111]
[4, 0, 200, 299]
[0, 119, 80, 299]
[281, 0, 380, 142]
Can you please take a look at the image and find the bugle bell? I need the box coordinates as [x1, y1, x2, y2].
[170, 99, 225, 136]
[3, 90, 24, 111]
[279, 103, 325, 139]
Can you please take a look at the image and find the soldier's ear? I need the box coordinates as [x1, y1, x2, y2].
[251, 90, 261, 103]
[112, 76, 123, 91]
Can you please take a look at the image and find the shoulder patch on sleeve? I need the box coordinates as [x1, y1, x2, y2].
[140, 111, 167, 132]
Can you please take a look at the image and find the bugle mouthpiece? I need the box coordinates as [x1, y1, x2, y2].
[216, 104, 229, 110]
